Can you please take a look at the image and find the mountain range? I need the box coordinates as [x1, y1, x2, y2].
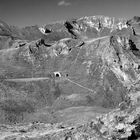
[0, 16, 140, 139]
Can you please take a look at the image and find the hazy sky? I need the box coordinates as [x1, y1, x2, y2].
[0, 0, 140, 27]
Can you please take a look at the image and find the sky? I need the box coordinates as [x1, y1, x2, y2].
[0, 0, 140, 27]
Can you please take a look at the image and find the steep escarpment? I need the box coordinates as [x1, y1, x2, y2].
[1, 16, 140, 139]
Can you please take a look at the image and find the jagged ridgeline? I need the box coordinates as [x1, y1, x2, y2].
[1, 16, 140, 139]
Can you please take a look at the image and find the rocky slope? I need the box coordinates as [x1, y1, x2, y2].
[0, 16, 140, 139]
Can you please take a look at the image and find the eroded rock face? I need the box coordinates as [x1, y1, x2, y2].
[1, 16, 140, 139]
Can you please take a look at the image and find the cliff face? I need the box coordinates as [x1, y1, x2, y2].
[1, 16, 140, 139]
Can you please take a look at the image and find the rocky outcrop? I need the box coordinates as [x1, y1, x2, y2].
[1, 15, 140, 139]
